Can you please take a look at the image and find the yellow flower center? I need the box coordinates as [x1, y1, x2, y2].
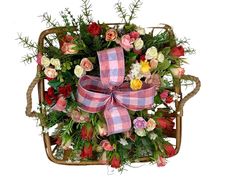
[140, 60, 151, 74]
[130, 79, 143, 90]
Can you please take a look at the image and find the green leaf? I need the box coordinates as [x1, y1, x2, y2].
[48, 79, 62, 89]
[161, 47, 171, 56]
[157, 59, 171, 71]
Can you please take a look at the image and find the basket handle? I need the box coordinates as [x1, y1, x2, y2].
[25, 76, 41, 117]
[177, 75, 201, 116]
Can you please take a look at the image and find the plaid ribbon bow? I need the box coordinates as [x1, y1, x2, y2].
[77, 47, 156, 135]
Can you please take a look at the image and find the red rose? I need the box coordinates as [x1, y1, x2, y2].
[44, 92, 53, 105]
[59, 35, 75, 46]
[47, 87, 56, 99]
[165, 96, 173, 104]
[157, 118, 175, 131]
[129, 31, 140, 40]
[140, 54, 145, 61]
[171, 45, 185, 57]
[87, 22, 101, 36]
[110, 154, 121, 169]
[58, 84, 72, 98]
[80, 143, 93, 159]
[164, 144, 176, 157]
[81, 124, 93, 141]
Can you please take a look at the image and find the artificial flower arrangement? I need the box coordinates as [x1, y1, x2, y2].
[20, 0, 200, 170]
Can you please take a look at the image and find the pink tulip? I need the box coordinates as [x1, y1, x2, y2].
[156, 156, 167, 167]
[52, 96, 67, 111]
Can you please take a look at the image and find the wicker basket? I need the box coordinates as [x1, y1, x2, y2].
[25, 24, 201, 165]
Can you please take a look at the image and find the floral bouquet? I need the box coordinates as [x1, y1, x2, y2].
[20, 0, 200, 170]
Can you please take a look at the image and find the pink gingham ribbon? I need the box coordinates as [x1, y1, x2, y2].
[77, 47, 156, 135]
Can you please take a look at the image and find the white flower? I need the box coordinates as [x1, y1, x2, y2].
[136, 26, 145, 35]
[135, 128, 146, 137]
[119, 138, 128, 146]
[157, 52, 165, 63]
[41, 56, 50, 67]
[147, 110, 155, 115]
[149, 132, 157, 140]
[130, 62, 142, 79]
[74, 65, 85, 78]
[145, 46, 158, 60]
[50, 58, 61, 70]
[134, 38, 144, 50]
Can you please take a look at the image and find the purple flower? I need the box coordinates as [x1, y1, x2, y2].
[133, 117, 147, 129]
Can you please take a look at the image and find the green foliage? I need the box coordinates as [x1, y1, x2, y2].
[115, 0, 142, 23]
[45, 111, 67, 128]
[40, 12, 60, 27]
[81, 0, 93, 23]
[17, 33, 38, 63]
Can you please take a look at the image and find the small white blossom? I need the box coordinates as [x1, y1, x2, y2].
[136, 26, 145, 35]
[119, 138, 128, 146]
[149, 132, 157, 140]
[147, 110, 155, 115]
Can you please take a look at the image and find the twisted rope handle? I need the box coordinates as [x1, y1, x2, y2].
[25, 76, 41, 117]
[177, 75, 201, 116]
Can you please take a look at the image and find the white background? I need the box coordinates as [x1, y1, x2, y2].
[0, 0, 235, 187]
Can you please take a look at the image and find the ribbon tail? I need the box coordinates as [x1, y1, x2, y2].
[104, 105, 131, 135]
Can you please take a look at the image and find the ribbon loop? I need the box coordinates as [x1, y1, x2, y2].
[77, 47, 156, 135]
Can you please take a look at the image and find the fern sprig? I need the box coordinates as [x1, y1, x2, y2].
[128, 0, 142, 23]
[39, 12, 59, 27]
[115, 1, 128, 23]
[81, 0, 93, 23]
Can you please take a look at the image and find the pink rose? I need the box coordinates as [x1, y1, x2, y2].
[129, 31, 140, 40]
[150, 59, 158, 69]
[44, 68, 58, 79]
[170, 67, 185, 78]
[156, 156, 167, 167]
[145, 74, 161, 89]
[61, 43, 78, 54]
[52, 96, 67, 111]
[80, 58, 93, 71]
[118, 34, 133, 51]
[36, 53, 42, 65]
[160, 90, 169, 100]
[100, 140, 114, 151]
[105, 29, 118, 41]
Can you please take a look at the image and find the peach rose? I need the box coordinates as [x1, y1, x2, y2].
[80, 58, 93, 71]
[105, 29, 117, 41]
[44, 67, 58, 79]
[100, 140, 114, 151]
[170, 67, 185, 78]
[150, 59, 158, 70]
[71, 110, 82, 122]
[146, 118, 156, 132]
[52, 96, 67, 111]
[61, 43, 78, 54]
[118, 34, 133, 51]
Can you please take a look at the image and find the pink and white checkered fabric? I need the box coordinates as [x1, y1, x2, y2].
[77, 47, 156, 135]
